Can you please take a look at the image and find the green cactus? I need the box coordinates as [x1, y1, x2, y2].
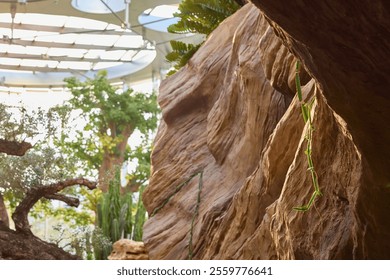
[120, 192, 133, 239]
[133, 185, 146, 241]
[93, 167, 147, 259]
[85, 231, 94, 260]
[111, 218, 120, 242]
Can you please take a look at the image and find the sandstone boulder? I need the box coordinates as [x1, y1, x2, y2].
[108, 239, 149, 260]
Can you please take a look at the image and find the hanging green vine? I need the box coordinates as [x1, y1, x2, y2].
[293, 61, 322, 211]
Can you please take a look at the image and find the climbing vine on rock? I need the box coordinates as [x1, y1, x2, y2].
[150, 170, 204, 259]
[293, 61, 321, 211]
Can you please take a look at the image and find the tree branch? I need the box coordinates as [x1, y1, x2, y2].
[0, 139, 32, 156]
[44, 194, 79, 207]
[12, 178, 97, 234]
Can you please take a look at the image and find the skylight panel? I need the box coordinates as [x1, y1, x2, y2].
[100, 50, 126, 60]
[83, 49, 105, 59]
[64, 16, 109, 30]
[3, 44, 26, 54]
[75, 34, 119, 47]
[36, 33, 78, 44]
[46, 48, 86, 58]
[0, 14, 13, 23]
[0, 44, 9, 52]
[121, 50, 138, 61]
[24, 30, 58, 40]
[9, 29, 39, 40]
[114, 35, 144, 48]
[0, 27, 12, 37]
[128, 50, 148, 61]
[15, 14, 66, 27]
[93, 62, 123, 70]
[24, 46, 48, 55]
[20, 59, 48, 68]
[45, 61, 59, 68]
[57, 61, 91, 70]
[0, 57, 21, 66]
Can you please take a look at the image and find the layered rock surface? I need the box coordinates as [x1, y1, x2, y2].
[143, 3, 390, 259]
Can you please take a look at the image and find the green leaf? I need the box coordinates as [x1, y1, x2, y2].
[166, 0, 240, 72]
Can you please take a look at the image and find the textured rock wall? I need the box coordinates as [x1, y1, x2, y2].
[143, 3, 390, 259]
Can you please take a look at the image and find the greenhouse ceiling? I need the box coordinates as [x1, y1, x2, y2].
[0, 0, 202, 89]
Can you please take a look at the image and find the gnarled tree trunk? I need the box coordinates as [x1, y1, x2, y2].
[0, 138, 97, 259]
[0, 194, 9, 228]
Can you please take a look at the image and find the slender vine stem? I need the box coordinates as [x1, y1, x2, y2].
[151, 171, 202, 217]
[188, 171, 203, 260]
[293, 61, 322, 212]
[149, 170, 204, 259]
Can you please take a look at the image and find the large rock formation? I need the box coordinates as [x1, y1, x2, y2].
[142, 2, 390, 259]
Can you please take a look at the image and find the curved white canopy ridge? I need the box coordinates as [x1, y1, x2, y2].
[0, 13, 156, 87]
[138, 4, 179, 32]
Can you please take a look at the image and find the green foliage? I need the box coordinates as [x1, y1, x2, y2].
[166, 0, 240, 75]
[65, 71, 158, 134]
[49, 224, 103, 260]
[0, 103, 89, 212]
[0, 72, 157, 259]
[0, 103, 58, 143]
[166, 42, 201, 75]
[0, 139, 94, 227]
[168, 0, 240, 35]
[293, 61, 322, 212]
[57, 71, 159, 172]
[94, 169, 146, 259]
[132, 185, 146, 241]
[125, 141, 155, 187]
[0, 103, 96, 251]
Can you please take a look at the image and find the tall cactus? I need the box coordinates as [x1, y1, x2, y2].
[93, 168, 147, 259]
[132, 185, 146, 241]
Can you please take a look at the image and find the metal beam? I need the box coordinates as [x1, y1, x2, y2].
[0, 64, 81, 72]
[0, 38, 153, 51]
[0, 52, 135, 63]
[0, 22, 137, 36]
[0, 62, 130, 73]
